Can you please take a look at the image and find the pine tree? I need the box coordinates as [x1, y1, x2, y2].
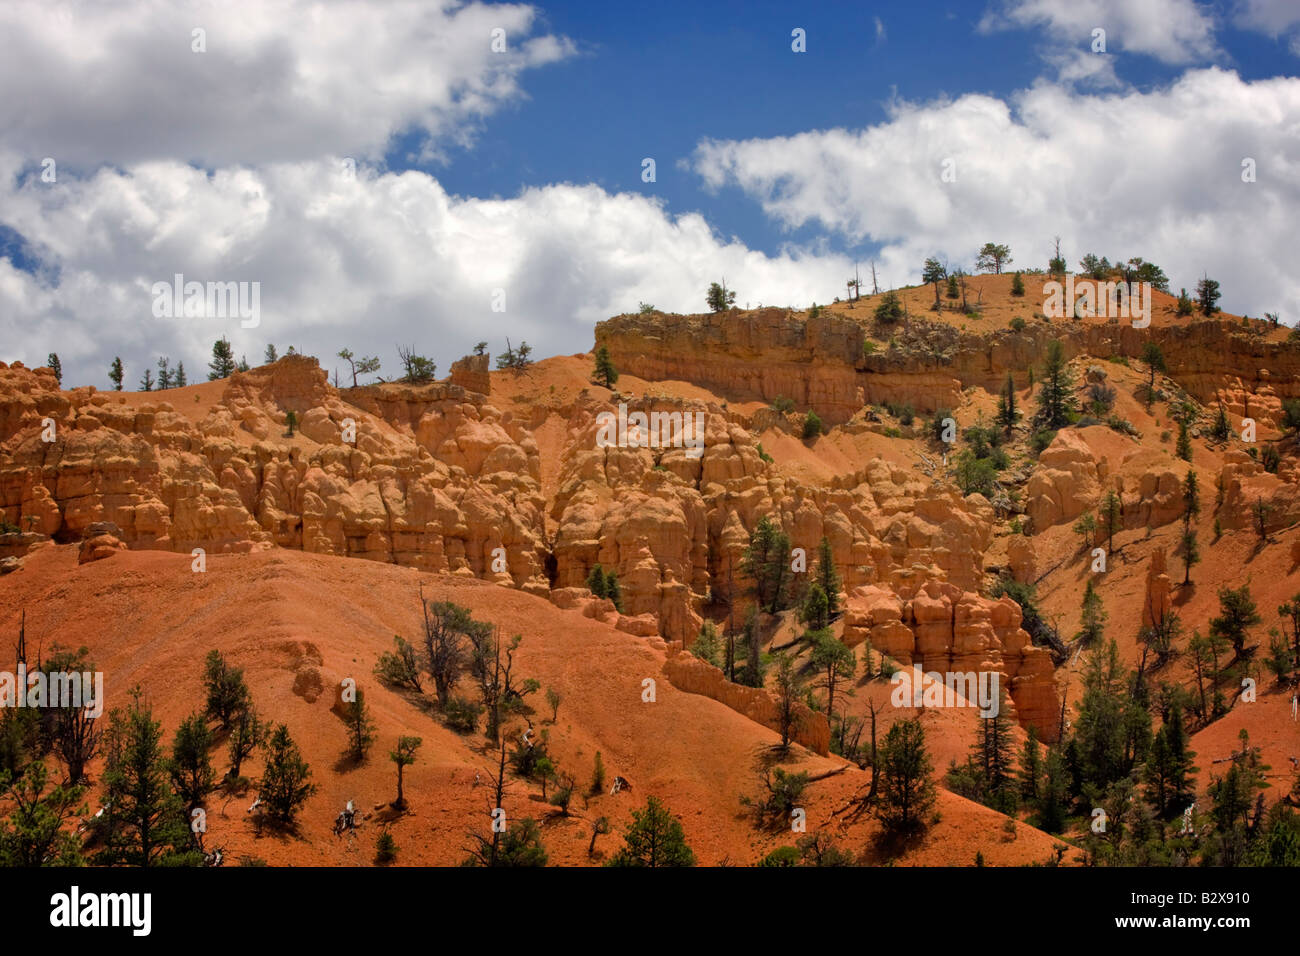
[1176, 420, 1192, 461]
[607, 796, 696, 867]
[1178, 525, 1199, 586]
[1034, 340, 1077, 429]
[342, 688, 375, 763]
[109, 357, 124, 391]
[227, 706, 266, 780]
[742, 516, 791, 614]
[875, 718, 936, 835]
[1140, 342, 1165, 407]
[167, 712, 215, 809]
[208, 336, 237, 380]
[586, 564, 608, 599]
[1011, 271, 1025, 296]
[156, 356, 172, 390]
[264, 344, 277, 364]
[1099, 489, 1122, 553]
[741, 608, 763, 688]
[260, 724, 316, 825]
[809, 630, 854, 719]
[1210, 585, 1261, 660]
[0, 762, 86, 866]
[1017, 725, 1043, 802]
[47, 353, 62, 386]
[996, 372, 1018, 434]
[96, 691, 200, 866]
[815, 535, 842, 620]
[139, 368, 154, 391]
[593, 345, 619, 387]
[389, 735, 421, 808]
[1078, 580, 1106, 646]
[971, 688, 1017, 812]
[174, 361, 187, 387]
[1037, 746, 1069, 833]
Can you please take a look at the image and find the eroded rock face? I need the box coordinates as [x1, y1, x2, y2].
[0, 358, 549, 589]
[548, 394, 996, 643]
[662, 646, 830, 755]
[842, 580, 1060, 741]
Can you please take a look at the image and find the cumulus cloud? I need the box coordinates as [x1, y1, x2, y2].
[0, 0, 573, 168]
[981, 0, 1220, 64]
[0, 155, 853, 385]
[690, 68, 1300, 321]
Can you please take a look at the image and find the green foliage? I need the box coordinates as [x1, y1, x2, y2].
[374, 636, 422, 692]
[876, 718, 936, 835]
[874, 290, 904, 324]
[167, 711, 215, 809]
[742, 516, 792, 614]
[260, 724, 316, 825]
[97, 691, 200, 866]
[801, 410, 823, 438]
[607, 796, 696, 867]
[1078, 579, 1106, 647]
[375, 831, 398, 864]
[1034, 340, 1077, 429]
[495, 340, 534, 372]
[443, 696, 482, 734]
[0, 762, 86, 866]
[397, 345, 437, 382]
[1175, 287, 1194, 316]
[341, 688, 376, 763]
[208, 336, 237, 380]
[203, 650, 250, 731]
[976, 242, 1012, 274]
[1210, 584, 1261, 659]
[1010, 315, 1026, 332]
[770, 395, 796, 414]
[108, 357, 124, 391]
[707, 281, 737, 313]
[1010, 271, 1025, 296]
[1195, 275, 1221, 316]
[593, 345, 619, 387]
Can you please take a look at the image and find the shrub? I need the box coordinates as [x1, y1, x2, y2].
[802, 410, 823, 439]
[874, 290, 904, 324]
[375, 831, 398, 864]
[770, 396, 796, 414]
[443, 696, 482, 734]
[1010, 316, 1026, 332]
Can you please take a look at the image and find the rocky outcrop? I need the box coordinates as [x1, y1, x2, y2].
[662, 646, 830, 755]
[0, 358, 549, 589]
[842, 580, 1060, 741]
[449, 353, 491, 396]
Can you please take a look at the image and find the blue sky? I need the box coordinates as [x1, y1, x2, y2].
[425, 0, 1300, 265]
[2, 0, 1300, 386]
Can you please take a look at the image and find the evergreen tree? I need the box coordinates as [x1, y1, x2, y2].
[1037, 746, 1069, 834]
[875, 717, 936, 835]
[1034, 340, 1077, 429]
[1078, 579, 1107, 647]
[1099, 489, 1122, 553]
[1140, 342, 1165, 407]
[1017, 725, 1043, 803]
[97, 691, 201, 866]
[1010, 271, 1025, 296]
[741, 608, 764, 688]
[706, 281, 736, 313]
[1176, 420, 1192, 461]
[592, 345, 619, 387]
[607, 796, 696, 867]
[47, 353, 62, 385]
[742, 515, 791, 614]
[808, 630, 854, 718]
[167, 711, 215, 810]
[1175, 287, 1194, 316]
[1210, 584, 1261, 660]
[586, 564, 608, 599]
[0, 762, 85, 867]
[815, 535, 841, 620]
[208, 336, 237, 380]
[389, 735, 421, 808]
[1195, 274, 1221, 316]
[203, 650, 250, 730]
[109, 357, 124, 391]
[260, 724, 316, 825]
[922, 256, 946, 309]
[799, 582, 830, 631]
[264, 344, 277, 364]
[973, 688, 1018, 812]
[174, 361, 187, 387]
[227, 706, 266, 780]
[1073, 640, 1151, 794]
[996, 372, 1019, 434]
[1143, 703, 1197, 818]
[1178, 525, 1199, 586]
[138, 368, 154, 391]
[342, 688, 375, 763]
[156, 356, 172, 390]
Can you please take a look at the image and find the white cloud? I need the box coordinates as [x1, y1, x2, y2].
[690, 67, 1300, 321]
[1234, 0, 1300, 36]
[0, 155, 853, 385]
[0, 0, 574, 168]
[981, 0, 1219, 64]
